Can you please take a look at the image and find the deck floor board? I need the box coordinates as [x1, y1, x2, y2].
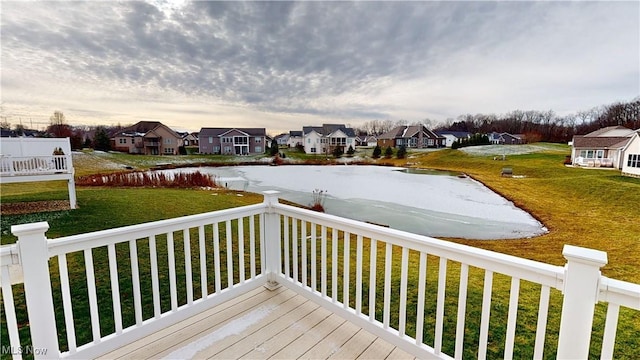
[101, 286, 414, 359]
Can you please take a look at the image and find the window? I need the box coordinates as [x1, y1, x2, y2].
[255, 137, 262, 143]
[213, 146, 220, 153]
[222, 137, 232, 143]
[224, 146, 231, 153]
[164, 148, 173, 154]
[596, 150, 604, 159]
[586, 150, 594, 158]
[131, 138, 135, 144]
[234, 136, 248, 144]
[209, 136, 213, 144]
[255, 146, 262, 153]
[164, 138, 172, 144]
[119, 138, 126, 144]
[628, 154, 640, 168]
[307, 138, 311, 143]
[311, 147, 316, 153]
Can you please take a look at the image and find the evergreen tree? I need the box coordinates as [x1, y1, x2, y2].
[346, 145, 355, 156]
[269, 139, 279, 156]
[396, 145, 407, 159]
[332, 146, 344, 158]
[93, 127, 111, 151]
[372, 145, 382, 158]
[384, 146, 393, 158]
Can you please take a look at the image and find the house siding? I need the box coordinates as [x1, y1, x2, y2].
[112, 121, 182, 155]
[198, 128, 266, 155]
[622, 133, 640, 177]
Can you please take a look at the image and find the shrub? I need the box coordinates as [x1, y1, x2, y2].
[332, 146, 344, 158]
[384, 146, 393, 158]
[397, 145, 407, 159]
[310, 189, 327, 212]
[77, 171, 218, 188]
[372, 145, 382, 158]
[346, 145, 355, 156]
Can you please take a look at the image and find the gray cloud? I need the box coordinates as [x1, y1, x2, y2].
[1, 1, 638, 131]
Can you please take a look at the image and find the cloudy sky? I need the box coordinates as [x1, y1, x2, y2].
[1, 1, 638, 134]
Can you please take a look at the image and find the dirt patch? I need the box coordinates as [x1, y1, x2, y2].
[1, 200, 72, 215]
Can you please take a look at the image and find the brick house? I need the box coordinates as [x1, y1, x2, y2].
[112, 121, 183, 155]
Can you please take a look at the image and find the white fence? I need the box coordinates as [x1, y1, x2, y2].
[0, 138, 76, 209]
[1, 192, 638, 359]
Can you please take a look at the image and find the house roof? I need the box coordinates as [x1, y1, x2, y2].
[377, 126, 406, 139]
[436, 131, 470, 138]
[572, 136, 631, 149]
[118, 121, 181, 139]
[379, 125, 445, 140]
[583, 126, 635, 137]
[289, 130, 303, 137]
[199, 128, 266, 137]
[302, 124, 356, 137]
[120, 121, 163, 134]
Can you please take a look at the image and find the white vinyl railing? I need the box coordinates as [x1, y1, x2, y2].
[0, 155, 72, 176]
[0, 154, 76, 209]
[1, 191, 639, 359]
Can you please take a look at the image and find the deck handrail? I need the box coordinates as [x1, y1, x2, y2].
[0, 155, 73, 176]
[1, 191, 639, 359]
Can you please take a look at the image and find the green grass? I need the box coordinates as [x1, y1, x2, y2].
[1, 145, 638, 358]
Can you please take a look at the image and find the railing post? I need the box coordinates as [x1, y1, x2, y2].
[557, 245, 607, 359]
[262, 191, 282, 290]
[68, 165, 77, 209]
[12, 222, 60, 359]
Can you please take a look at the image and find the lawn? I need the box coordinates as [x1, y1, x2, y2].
[1, 146, 638, 358]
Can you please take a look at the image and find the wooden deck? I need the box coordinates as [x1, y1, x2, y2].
[101, 286, 416, 359]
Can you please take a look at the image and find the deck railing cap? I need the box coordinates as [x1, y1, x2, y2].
[562, 244, 608, 266]
[11, 221, 50, 236]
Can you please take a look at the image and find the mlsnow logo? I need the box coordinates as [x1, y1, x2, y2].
[1, 346, 48, 356]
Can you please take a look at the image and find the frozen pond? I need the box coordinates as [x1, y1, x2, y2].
[171, 165, 547, 240]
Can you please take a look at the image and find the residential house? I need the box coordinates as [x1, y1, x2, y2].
[377, 125, 445, 149]
[113, 121, 183, 155]
[198, 128, 266, 155]
[274, 133, 289, 147]
[436, 131, 471, 148]
[620, 130, 640, 177]
[355, 134, 378, 147]
[364, 135, 378, 147]
[287, 131, 303, 148]
[182, 132, 199, 147]
[488, 132, 523, 145]
[571, 126, 636, 169]
[302, 124, 357, 154]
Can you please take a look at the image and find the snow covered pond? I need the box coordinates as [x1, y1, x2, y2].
[170, 165, 547, 240]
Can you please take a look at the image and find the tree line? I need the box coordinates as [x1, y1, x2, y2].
[354, 97, 639, 143]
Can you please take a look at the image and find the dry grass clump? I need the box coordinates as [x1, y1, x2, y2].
[77, 171, 218, 188]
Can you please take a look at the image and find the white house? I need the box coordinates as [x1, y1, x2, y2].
[621, 130, 640, 177]
[287, 131, 303, 148]
[436, 131, 471, 148]
[571, 126, 636, 169]
[302, 124, 356, 154]
[303, 127, 325, 154]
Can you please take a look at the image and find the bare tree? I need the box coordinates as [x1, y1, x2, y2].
[48, 111, 73, 137]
